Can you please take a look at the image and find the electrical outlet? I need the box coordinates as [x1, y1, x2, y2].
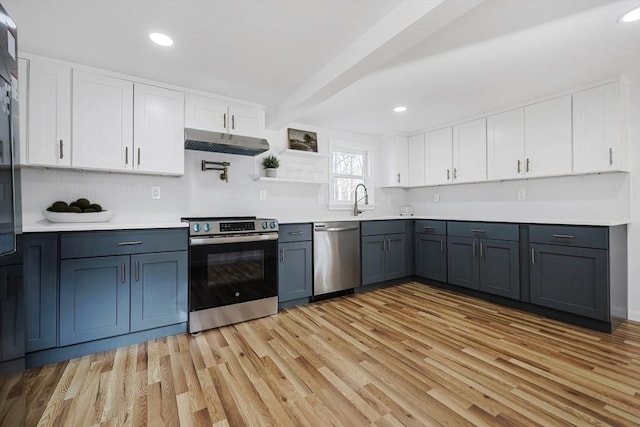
[259, 190, 267, 201]
[151, 186, 161, 200]
[517, 189, 527, 201]
[433, 193, 440, 202]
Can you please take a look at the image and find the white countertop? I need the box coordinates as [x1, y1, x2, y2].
[22, 219, 188, 233]
[277, 215, 630, 227]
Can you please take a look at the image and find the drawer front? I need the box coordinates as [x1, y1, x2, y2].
[279, 223, 312, 243]
[529, 225, 608, 249]
[447, 221, 518, 241]
[415, 220, 446, 236]
[361, 220, 405, 236]
[61, 228, 188, 259]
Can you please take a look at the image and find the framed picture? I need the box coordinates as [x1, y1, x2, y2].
[287, 128, 318, 152]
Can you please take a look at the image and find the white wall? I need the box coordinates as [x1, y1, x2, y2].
[19, 123, 402, 226]
[626, 72, 640, 321]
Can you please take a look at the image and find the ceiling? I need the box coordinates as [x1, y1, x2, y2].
[5, 0, 640, 136]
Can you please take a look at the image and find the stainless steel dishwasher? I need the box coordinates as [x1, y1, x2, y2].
[313, 222, 361, 296]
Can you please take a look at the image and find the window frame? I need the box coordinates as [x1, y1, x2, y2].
[328, 141, 373, 210]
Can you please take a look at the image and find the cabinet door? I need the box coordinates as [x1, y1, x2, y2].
[408, 134, 426, 186]
[278, 241, 312, 302]
[27, 57, 71, 167]
[130, 251, 187, 332]
[72, 69, 133, 171]
[479, 239, 519, 299]
[133, 83, 185, 175]
[385, 234, 407, 281]
[389, 134, 409, 186]
[487, 108, 524, 180]
[229, 103, 264, 138]
[524, 95, 572, 177]
[184, 93, 228, 133]
[0, 265, 25, 362]
[426, 127, 453, 185]
[453, 118, 486, 183]
[23, 234, 58, 352]
[447, 236, 479, 290]
[59, 255, 130, 346]
[361, 236, 385, 285]
[573, 83, 622, 173]
[415, 234, 447, 282]
[530, 244, 608, 320]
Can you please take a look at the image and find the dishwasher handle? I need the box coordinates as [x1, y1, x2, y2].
[314, 226, 359, 232]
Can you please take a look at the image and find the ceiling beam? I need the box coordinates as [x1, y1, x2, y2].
[266, 0, 485, 130]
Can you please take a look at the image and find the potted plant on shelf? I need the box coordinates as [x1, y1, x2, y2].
[261, 154, 280, 178]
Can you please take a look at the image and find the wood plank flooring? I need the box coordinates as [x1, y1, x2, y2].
[18, 282, 640, 426]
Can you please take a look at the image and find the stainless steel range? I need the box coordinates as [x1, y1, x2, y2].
[183, 217, 279, 333]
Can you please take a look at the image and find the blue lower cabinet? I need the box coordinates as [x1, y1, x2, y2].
[278, 241, 312, 302]
[479, 239, 520, 300]
[447, 236, 480, 290]
[415, 233, 447, 282]
[0, 265, 25, 362]
[59, 255, 130, 346]
[361, 236, 386, 285]
[130, 251, 187, 332]
[23, 234, 58, 352]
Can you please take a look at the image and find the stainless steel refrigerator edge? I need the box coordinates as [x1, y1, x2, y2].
[313, 222, 360, 296]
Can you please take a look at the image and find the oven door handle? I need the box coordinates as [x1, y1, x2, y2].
[190, 234, 279, 245]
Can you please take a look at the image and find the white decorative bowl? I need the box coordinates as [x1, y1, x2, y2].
[42, 210, 115, 223]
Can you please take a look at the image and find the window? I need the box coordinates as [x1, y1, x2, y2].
[330, 147, 368, 206]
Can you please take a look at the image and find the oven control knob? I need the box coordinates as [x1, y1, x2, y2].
[193, 223, 201, 233]
[235, 292, 240, 297]
[262, 221, 269, 229]
[270, 221, 277, 229]
[203, 223, 211, 232]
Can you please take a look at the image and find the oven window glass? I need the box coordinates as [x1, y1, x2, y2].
[207, 250, 264, 287]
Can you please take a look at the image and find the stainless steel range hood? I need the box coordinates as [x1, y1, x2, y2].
[184, 128, 269, 156]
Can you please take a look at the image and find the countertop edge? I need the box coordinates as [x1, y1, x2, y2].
[22, 220, 189, 233]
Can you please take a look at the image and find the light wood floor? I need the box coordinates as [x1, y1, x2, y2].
[17, 282, 640, 426]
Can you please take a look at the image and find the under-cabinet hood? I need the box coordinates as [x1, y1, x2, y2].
[184, 128, 269, 156]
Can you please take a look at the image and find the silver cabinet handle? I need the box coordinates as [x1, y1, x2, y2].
[223, 113, 227, 129]
[471, 229, 485, 234]
[232, 114, 235, 130]
[423, 226, 434, 232]
[125, 146, 129, 164]
[396, 173, 401, 184]
[552, 234, 575, 239]
[59, 140, 64, 159]
[447, 169, 450, 180]
[121, 263, 126, 283]
[288, 231, 304, 236]
[526, 158, 530, 172]
[137, 148, 141, 166]
[135, 261, 140, 282]
[472, 242, 476, 256]
[387, 238, 391, 252]
[440, 239, 444, 253]
[517, 159, 521, 174]
[118, 241, 143, 246]
[480, 243, 483, 258]
[531, 248, 535, 264]
[280, 248, 285, 263]
[453, 168, 457, 179]
[609, 148, 613, 166]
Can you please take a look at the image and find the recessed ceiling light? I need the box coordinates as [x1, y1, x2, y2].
[393, 106, 407, 113]
[618, 6, 640, 23]
[149, 32, 174, 46]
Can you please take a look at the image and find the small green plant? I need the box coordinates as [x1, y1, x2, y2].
[261, 154, 280, 169]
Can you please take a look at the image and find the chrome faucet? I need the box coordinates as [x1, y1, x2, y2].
[352, 183, 369, 216]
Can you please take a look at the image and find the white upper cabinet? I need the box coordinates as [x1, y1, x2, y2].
[426, 127, 453, 185]
[452, 118, 486, 184]
[487, 108, 525, 180]
[185, 93, 264, 138]
[408, 133, 426, 186]
[381, 134, 408, 186]
[133, 84, 185, 175]
[72, 69, 134, 172]
[26, 56, 71, 167]
[524, 95, 572, 178]
[573, 82, 626, 173]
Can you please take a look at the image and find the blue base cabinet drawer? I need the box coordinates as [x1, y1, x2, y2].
[529, 225, 608, 249]
[279, 223, 312, 243]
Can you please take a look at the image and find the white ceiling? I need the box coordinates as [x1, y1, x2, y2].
[5, 0, 640, 136]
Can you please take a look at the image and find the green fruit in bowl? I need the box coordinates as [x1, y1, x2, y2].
[83, 208, 97, 213]
[50, 201, 68, 212]
[89, 204, 102, 212]
[75, 198, 91, 209]
[67, 206, 82, 213]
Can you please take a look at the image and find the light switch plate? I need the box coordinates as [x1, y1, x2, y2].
[517, 189, 527, 201]
[433, 193, 440, 202]
[151, 186, 161, 200]
[259, 190, 267, 201]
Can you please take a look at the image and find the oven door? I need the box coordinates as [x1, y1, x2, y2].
[189, 235, 278, 311]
